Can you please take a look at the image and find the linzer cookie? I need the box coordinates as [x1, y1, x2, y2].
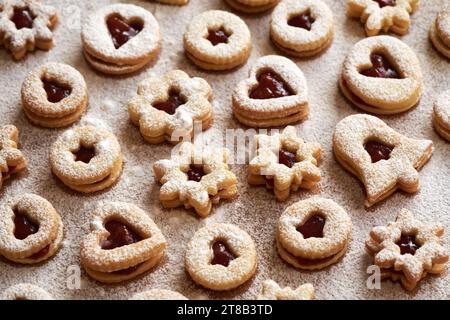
[185, 223, 257, 291]
[333, 114, 433, 207]
[256, 280, 314, 300]
[157, 0, 188, 5]
[430, 8, 450, 59]
[49, 125, 123, 193]
[153, 142, 238, 218]
[21, 62, 88, 128]
[0, 194, 63, 264]
[277, 198, 352, 270]
[130, 289, 188, 300]
[232, 55, 309, 127]
[340, 36, 422, 115]
[248, 126, 321, 201]
[347, 0, 419, 36]
[81, 4, 161, 75]
[225, 0, 279, 13]
[0, 125, 27, 190]
[1, 283, 53, 300]
[80, 202, 167, 284]
[128, 70, 213, 144]
[366, 209, 448, 291]
[0, 0, 57, 60]
[183, 10, 251, 70]
[270, 0, 333, 57]
[433, 90, 450, 141]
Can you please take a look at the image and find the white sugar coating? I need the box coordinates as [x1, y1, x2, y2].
[1, 0, 450, 300]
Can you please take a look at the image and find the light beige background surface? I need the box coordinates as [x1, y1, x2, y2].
[0, 0, 449, 299]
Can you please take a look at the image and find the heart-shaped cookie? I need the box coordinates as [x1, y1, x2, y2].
[232, 55, 308, 127]
[340, 36, 422, 115]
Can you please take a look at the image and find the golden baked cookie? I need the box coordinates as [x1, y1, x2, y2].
[277, 198, 352, 270]
[130, 289, 188, 300]
[0, 0, 57, 60]
[185, 223, 257, 291]
[366, 209, 448, 291]
[153, 142, 238, 218]
[256, 280, 314, 300]
[81, 4, 161, 75]
[232, 55, 309, 127]
[184, 10, 251, 71]
[1, 283, 53, 300]
[0, 193, 63, 264]
[128, 70, 213, 144]
[347, 0, 419, 36]
[248, 126, 321, 201]
[156, 0, 188, 5]
[225, 0, 279, 13]
[333, 114, 433, 207]
[270, 0, 333, 57]
[80, 202, 167, 284]
[21, 62, 88, 128]
[433, 90, 450, 141]
[430, 7, 450, 59]
[0, 125, 27, 190]
[340, 35, 422, 115]
[49, 125, 123, 193]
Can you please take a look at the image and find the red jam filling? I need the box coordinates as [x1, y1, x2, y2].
[207, 27, 229, 46]
[279, 149, 297, 168]
[294, 253, 336, 266]
[106, 15, 143, 49]
[74, 146, 96, 164]
[296, 215, 325, 239]
[153, 89, 185, 115]
[396, 235, 420, 255]
[211, 241, 236, 267]
[364, 140, 393, 163]
[101, 221, 143, 250]
[2, 165, 17, 178]
[373, 0, 396, 8]
[288, 12, 315, 31]
[112, 263, 142, 275]
[360, 53, 400, 79]
[28, 245, 50, 260]
[250, 71, 294, 100]
[186, 165, 205, 182]
[11, 7, 34, 29]
[42, 80, 71, 103]
[14, 212, 38, 240]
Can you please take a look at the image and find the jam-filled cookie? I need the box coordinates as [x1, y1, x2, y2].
[225, 0, 279, 13]
[333, 114, 433, 207]
[21, 62, 88, 128]
[433, 90, 450, 141]
[184, 10, 251, 71]
[347, 0, 419, 36]
[277, 198, 352, 270]
[249, 126, 321, 201]
[366, 209, 448, 291]
[0, 0, 57, 60]
[1, 283, 53, 300]
[270, 0, 333, 57]
[430, 8, 450, 59]
[185, 223, 257, 291]
[232, 55, 309, 127]
[49, 125, 123, 193]
[0, 193, 63, 264]
[256, 280, 314, 300]
[128, 70, 213, 144]
[81, 4, 161, 75]
[340, 35, 422, 115]
[80, 202, 167, 284]
[130, 289, 188, 300]
[0, 125, 27, 190]
[153, 142, 238, 218]
[157, 0, 188, 5]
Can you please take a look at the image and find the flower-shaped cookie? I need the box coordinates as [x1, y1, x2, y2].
[153, 142, 238, 218]
[248, 126, 321, 201]
[333, 114, 433, 207]
[80, 202, 167, 283]
[0, 0, 58, 60]
[433, 90, 450, 141]
[366, 209, 448, 291]
[430, 8, 450, 59]
[1, 283, 53, 300]
[347, 0, 419, 36]
[256, 280, 314, 300]
[128, 70, 213, 144]
[0, 125, 27, 190]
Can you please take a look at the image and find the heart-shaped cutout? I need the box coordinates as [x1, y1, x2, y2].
[106, 15, 143, 49]
[360, 53, 401, 79]
[249, 71, 294, 100]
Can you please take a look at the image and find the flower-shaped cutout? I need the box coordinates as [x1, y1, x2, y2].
[0, 125, 27, 189]
[153, 142, 238, 218]
[366, 209, 448, 291]
[248, 126, 321, 201]
[256, 280, 314, 300]
[128, 70, 213, 144]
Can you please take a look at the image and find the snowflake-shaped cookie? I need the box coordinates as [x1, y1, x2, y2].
[153, 142, 238, 218]
[128, 70, 213, 144]
[0, 125, 27, 189]
[347, 0, 418, 36]
[256, 280, 314, 300]
[0, 0, 57, 60]
[366, 209, 448, 291]
[248, 126, 321, 201]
